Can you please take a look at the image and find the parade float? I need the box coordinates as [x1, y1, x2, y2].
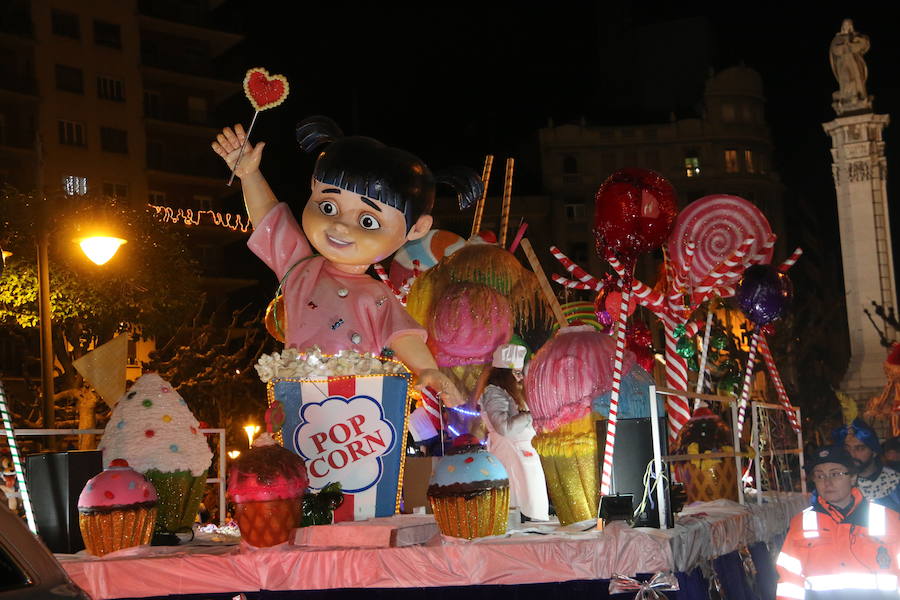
[0, 68, 811, 600]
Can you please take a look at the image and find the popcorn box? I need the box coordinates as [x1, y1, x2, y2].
[268, 371, 411, 522]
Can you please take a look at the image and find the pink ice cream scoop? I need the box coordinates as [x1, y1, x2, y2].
[525, 326, 636, 432]
[428, 283, 513, 367]
[78, 458, 158, 509]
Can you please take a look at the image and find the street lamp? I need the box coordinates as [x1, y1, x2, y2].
[33, 209, 127, 438]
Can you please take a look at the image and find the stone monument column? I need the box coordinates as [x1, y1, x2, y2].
[823, 19, 897, 397]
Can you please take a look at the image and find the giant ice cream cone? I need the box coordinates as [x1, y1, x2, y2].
[532, 413, 598, 525]
[525, 327, 633, 524]
[98, 373, 213, 537]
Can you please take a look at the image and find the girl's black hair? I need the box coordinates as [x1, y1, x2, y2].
[296, 116, 482, 230]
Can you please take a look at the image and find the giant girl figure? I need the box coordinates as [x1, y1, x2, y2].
[212, 116, 481, 407]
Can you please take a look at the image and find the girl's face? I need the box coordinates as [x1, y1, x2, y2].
[302, 179, 431, 274]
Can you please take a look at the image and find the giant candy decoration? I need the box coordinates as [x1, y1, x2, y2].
[267, 363, 411, 522]
[592, 169, 676, 497]
[227, 67, 290, 185]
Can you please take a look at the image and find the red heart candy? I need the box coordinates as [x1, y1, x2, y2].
[243, 68, 290, 111]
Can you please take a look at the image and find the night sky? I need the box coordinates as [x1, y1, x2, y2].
[212, 2, 900, 321]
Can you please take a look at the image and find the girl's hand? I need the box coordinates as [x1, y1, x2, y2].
[211, 124, 265, 179]
[416, 369, 463, 408]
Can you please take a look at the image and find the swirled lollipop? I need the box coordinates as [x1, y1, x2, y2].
[667, 194, 773, 287]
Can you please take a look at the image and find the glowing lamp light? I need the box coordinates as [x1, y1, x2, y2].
[244, 424, 261, 448]
[1, 250, 11, 261]
[227, 450, 241, 460]
[78, 236, 127, 265]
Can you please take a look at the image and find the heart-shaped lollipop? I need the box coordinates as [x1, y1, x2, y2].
[243, 67, 289, 111]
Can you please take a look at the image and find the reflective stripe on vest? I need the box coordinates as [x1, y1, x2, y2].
[805, 572, 899, 592]
[802, 508, 819, 538]
[869, 502, 887, 537]
[776, 551, 803, 575]
[775, 581, 805, 599]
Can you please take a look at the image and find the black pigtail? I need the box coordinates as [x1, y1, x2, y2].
[296, 116, 344, 154]
[435, 166, 484, 210]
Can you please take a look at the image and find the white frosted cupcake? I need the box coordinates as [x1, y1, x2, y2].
[98, 373, 212, 536]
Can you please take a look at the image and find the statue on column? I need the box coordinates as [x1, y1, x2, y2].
[830, 19, 873, 114]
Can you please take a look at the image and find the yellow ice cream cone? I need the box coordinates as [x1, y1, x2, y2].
[533, 413, 598, 525]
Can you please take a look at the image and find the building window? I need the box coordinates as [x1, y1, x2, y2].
[147, 141, 164, 169]
[187, 97, 208, 123]
[58, 120, 86, 146]
[100, 127, 128, 153]
[564, 203, 585, 221]
[194, 195, 213, 211]
[562, 155, 578, 174]
[97, 76, 125, 102]
[624, 151, 638, 166]
[684, 154, 700, 177]
[102, 182, 128, 198]
[568, 242, 589, 264]
[63, 175, 88, 196]
[722, 103, 735, 122]
[724, 149, 739, 173]
[93, 20, 121, 49]
[148, 190, 166, 204]
[644, 150, 660, 171]
[744, 149, 755, 174]
[55, 64, 83, 94]
[143, 91, 161, 118]
[52, 10, 80, 39]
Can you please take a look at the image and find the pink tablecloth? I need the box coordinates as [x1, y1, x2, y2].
[60, 493, 808, 600]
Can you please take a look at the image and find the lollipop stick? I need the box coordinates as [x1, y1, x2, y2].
[470, 155, 493, 237]
[508, 221, 528, 254]
[519, 238, 568, 329]
[736, 330, 760, 436]
[694, 305, 716, 407]
[227, 110, 260, 187]
[600, 281, 632, 497]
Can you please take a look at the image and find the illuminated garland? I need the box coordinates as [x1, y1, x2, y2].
[0, 380, 36, 533]
[149, 204, 251, 233]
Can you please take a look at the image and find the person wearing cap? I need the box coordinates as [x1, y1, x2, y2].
[474, 344, 549, 521]
[776, 445, 900, 599]
[883, 437, 900, 472]
[834, 419, 900, 514]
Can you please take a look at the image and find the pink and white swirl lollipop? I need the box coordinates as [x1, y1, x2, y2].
[667, 195, 773, 287]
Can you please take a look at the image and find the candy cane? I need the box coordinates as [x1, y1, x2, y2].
[694, 308, 716, 407]
[0, 380, 36, 533]
[757, 335, 801, 433]
[779, 248, 803, 272]
[420, 386, 443, 431]
[691, 238, 755, 306]
[551, 275, 602, 291]
[736, 331, 761, 435]
[373, 263, 407, 304]
[600, 282, 632, 496]
[663, 321, 692, 441]
[550, 246, 603, 287]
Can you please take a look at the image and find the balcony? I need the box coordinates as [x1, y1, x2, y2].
[147, 149, 223, 180]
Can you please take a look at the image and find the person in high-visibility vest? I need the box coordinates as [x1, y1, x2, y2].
[776, 445, 900, 599]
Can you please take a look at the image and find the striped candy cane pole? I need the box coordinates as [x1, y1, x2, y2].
[757, 335, 801, 433]
[420, 386, 443, 431]
[736, 331, 761, 436]
[0, 380, 36, 533]
[664, 321, 692, 442]
[600, 282, 633, 496]
[372, 263, 407, 304]
[694, 308, 716, 407]
[779, 248, 803, 272]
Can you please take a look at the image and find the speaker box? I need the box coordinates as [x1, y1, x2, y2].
[26, 451, 103, 553]
[596, 417, 672, 528]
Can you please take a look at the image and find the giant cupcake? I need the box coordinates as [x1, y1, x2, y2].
[98, 373, 212, 538]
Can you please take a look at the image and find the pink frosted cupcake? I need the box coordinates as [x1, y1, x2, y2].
[78, 459, 158, 556]
[227, 434, 308, 547]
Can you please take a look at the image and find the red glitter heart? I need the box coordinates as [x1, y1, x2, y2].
[243, 68, 290, 111]
[464, 457, 474, 463]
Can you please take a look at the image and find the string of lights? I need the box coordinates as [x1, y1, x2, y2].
[149, 204, 252, 233]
